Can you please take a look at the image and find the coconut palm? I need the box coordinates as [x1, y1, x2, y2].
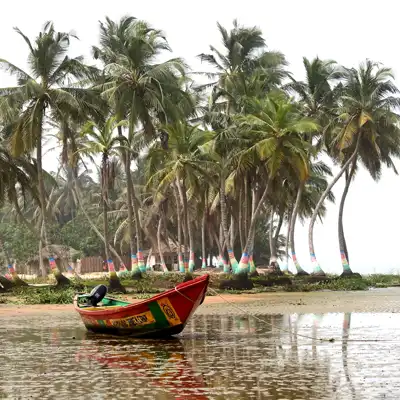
[78, 116, 127, 291]
[198, 19, 287, 109]
[146, 122, 213, 272]
[0, 22, 102, 284]
[309, 60, 400, 276]
[94, 16, 194, 269]
[234, 93, 319, 275]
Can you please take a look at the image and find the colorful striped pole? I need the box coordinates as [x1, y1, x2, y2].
[201, 257, 207, 269]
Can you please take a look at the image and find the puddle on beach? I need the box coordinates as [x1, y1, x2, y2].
[1, 311, 399, 399]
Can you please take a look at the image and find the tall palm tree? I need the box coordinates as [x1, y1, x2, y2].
[285, 57, 340, 275]
[0, 22, 102, 284]
[79, 116, 126, 292]
[147, 122, 213, 272]
[235, 93, 319, 275]
[94, 16, 194, 271]
[198, 19, 287, 111]
[309, 60, 400, 276]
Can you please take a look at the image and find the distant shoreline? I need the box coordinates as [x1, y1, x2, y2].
[2, 288, 400, 316]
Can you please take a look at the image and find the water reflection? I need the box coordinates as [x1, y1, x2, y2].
[1, 311, 400, 399]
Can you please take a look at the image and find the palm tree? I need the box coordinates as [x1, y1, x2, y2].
[235, 93, 319, 275]
[0, 22, 102, 284]
[285, 57, 340, 275]
[288, 161, 334, 275]
[0, 139, 41, 285]
[309, 60, 400, 276]
[79, 116, 126, 292]
[94, 16, 194, 271]
[198, 19, 287, 111]
[147, 122, 213, 273]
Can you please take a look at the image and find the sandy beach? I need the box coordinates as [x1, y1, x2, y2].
[2, 287, 400, 316]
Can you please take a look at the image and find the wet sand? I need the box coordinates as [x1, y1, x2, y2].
[2, 287, 400, 316]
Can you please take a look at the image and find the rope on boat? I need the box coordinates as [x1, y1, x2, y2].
[207, 288, 400, 344]
[174, 286, 195, 304]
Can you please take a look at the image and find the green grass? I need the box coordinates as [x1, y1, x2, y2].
[3, 272, 400, 305]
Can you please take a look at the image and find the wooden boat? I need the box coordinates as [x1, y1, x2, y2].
[73, 274, 209, 337]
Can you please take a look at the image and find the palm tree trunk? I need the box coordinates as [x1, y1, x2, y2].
[338, 159, 357, 276]
[290, 181, 308, 275]
[220, 175, 239, 271]
[36, 118, 70, 286]
[173, 183, 185, 273]
[238, 178, 271, 275]
[73, 185, 124, 267]
[342, 169, 350, 262]
[145, 248, 153, 271]
[182, 181, 195, 273]
[176, 179, 189, 273]
[230, 215, 235, 250]
[0, 236, 18, 288]
[119, 125, 140, 276]
[273, 211, 284, 250]
[268, 207, 278, 269]
[282, 212, 290, 273]
[201, 206, 207, 269]
[157, 217, 168, 272]
[238, 187, 244, 250]
[102, 153, 125, 292]
[39, 222, 46, 277]
[309, 133, 361, 276]
[244, 177, 249, 236]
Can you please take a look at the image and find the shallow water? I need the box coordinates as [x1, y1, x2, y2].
[1, 311, 399, 399]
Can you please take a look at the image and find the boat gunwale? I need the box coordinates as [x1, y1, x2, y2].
[73, 274, 209, 317]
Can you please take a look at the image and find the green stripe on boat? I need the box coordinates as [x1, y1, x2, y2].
[148, 301, 170, 329]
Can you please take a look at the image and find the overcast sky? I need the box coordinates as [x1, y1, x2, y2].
[0, 0, 399, 274]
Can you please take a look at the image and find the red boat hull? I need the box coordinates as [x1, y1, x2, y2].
[74, 274, 209, 337]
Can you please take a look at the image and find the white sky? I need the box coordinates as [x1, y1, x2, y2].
[0, 0, 399, 274]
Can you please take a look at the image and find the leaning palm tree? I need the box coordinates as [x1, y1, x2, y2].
[79, 116, 127, 292]
[309, 60, 400, 276]
[0, 139, 41, 286]
[0, 22, 102, 284]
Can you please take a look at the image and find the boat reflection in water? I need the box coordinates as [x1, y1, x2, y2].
[75, 336, 208, 399]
